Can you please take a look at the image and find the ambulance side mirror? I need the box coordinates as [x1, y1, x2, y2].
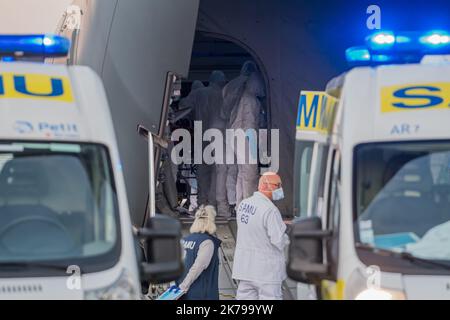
[287, 216, 330, 284]
[138, 214, 184, 284]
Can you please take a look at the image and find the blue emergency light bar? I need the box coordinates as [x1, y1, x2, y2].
[347, 30, 450, 66]
[0, 34, 70, 58]
[345, 46, 422, 66]
[366, 30, 450, 53]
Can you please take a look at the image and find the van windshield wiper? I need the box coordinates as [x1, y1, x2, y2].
[399, 251, 450, 271]
[356, 243, 450, 271]
[0, 261, 70, 271]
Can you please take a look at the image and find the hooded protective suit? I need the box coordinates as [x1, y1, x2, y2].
[231, 72, 265, 205]
[221, 61, 258, 208]
[205, 71, 229, 216]
[222, 61, 258, 123]
[191, 80, 205, 91]
[179, 81, 205, 115]
[182, 71, 227, 209]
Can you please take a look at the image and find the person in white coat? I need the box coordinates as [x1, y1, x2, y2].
[232, 172, 289, 300]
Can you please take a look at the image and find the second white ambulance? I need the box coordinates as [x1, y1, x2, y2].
[288, 30, 450, 300]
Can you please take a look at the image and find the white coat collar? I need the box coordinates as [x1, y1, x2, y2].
[254, 191, 272, 203]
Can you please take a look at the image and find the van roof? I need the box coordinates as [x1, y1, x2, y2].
[340, 63, 450, 147]
[0, 62, 116, 148]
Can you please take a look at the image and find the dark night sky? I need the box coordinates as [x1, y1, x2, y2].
[299, 0, 450, 74]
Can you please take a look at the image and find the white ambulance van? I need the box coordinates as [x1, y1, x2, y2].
[291, 91, 338, 300]
[288, 31, 450, 300]
[0, 35, 182, 299]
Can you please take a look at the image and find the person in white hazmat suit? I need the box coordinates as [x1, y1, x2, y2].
[178, 80, 205, 117]
[191, 80, 205, 91]
[204, 71, 230, 217]
[231, 71, 266, 206]
[222, 61, 258, 213]
[180, 71, 228, 215]
[232, 172, 289, 300]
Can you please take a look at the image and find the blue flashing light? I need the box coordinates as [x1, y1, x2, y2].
[367, 31, 396, 50]
[345, 46, 371, 63]
[0, 34, 70, 58]
[371, 54, 391, 62]
[372, 32, 395, 45]
[420, 31, 450, 47]
[1, 56, 14, 62]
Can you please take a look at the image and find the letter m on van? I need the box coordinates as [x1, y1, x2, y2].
[296, 91, 321, 131]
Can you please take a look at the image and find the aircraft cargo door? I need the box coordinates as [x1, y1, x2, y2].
[60, 0, 200, 226]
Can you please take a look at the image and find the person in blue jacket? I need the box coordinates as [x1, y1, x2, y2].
[177, 205, 222, 300]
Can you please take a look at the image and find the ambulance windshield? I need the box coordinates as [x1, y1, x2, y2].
[355, 141, 450, 262]
[0, 142, 120, 275]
